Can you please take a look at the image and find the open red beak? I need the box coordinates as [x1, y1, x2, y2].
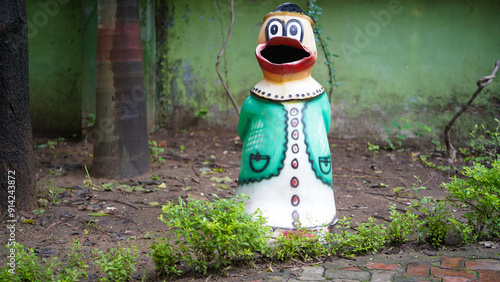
[256, 37, 316, 75]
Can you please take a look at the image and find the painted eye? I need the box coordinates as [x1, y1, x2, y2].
[266, 19, 284, 41]
[286, 19, 303, 42]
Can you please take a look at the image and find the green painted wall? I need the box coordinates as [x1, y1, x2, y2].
[28, 0, 156, 137]
[162, 0, 500, 141]
[27, 0, 500, 141]
[324, 0, 500, 141]
[160, 0, 286, 128]
[28, 0, 83, 137]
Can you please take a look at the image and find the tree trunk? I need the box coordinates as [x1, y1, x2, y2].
[92, 0, 150, 178]
[0, 0, 36, 214]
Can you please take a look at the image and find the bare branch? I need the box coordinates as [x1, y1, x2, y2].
[215, 0, 240, 116]
[444, 59, 500, 161]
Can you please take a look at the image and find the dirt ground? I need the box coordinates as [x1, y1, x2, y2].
[1, 128, 467, 281]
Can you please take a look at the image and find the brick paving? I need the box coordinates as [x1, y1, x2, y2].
[255, 249, 500, 281]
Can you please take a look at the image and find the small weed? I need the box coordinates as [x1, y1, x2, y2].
[60, 239, 89, 281]
[384, 118, 410, 150]
[384, 118, 438, 150]
[37, 169, 64, 205]
[84, 217, 104, 234]
[194, 107, 209, 119]
[93, 243, 139, 282]
[411, 176, 426, 193]
[0, 240, 88, 281]
[149, 140, 166, 164]
[0, 243, 54, 281]
[33, 208, 45, 215]
[83, 165, 95, 188]
[86, 113, 96, 128]
[415, 155, 453, 171]
[431, 139, 442, 151]
[463, 119, 500, 164]
[367, 142, 380, 154]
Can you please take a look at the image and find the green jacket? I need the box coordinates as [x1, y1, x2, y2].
[238, 93, 332, 186]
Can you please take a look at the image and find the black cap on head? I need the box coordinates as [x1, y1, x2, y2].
[274, 3, 304, 14]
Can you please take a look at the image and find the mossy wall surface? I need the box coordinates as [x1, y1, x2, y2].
[162, 0, 499, 141]
[27, 0, 83, 137]
[324, 0, 500, 141]
[28, 0, 500, 141]
[28, 0, 155, 137]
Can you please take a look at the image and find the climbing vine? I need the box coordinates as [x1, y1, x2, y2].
[307, 0, 340, 97]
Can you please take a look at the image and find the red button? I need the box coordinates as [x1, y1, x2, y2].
[292, 144, 299, 153]
[291, 158, 298, 169]
[291, 118, 298, 127]
[291, 195, 300, 206]
[291, 177, 299, 187]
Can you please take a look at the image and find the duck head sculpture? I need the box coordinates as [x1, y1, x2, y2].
[252, 3, 324, 101]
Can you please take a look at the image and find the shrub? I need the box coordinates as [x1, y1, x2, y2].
[442, 160, 500, 239]
[152, 194, 271, 277]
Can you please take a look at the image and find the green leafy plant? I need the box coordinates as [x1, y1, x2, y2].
[271, 227, 327, 262]
[413, 200, 450, 248]
[0, 243, 54, 281]
[194, 107, 209, 119]
[367, 142, 380, 154]
[86, 113, 96, 128]
[442, 160, 500, 239]
[387, 205, 422, 245]
[327, 217, 387, 256]
[415, 155, 453, 171]
[463, 119, 500, 164]
[150, 238, 183, 278]
[408, 174, 475, 248]
[58, 239, 89, 281]
[384, 118, 410, 150]
[410, 192, 477, 247]
[37, 169, 64, 205]
[384, 118, 438, 150]
[149, 140, 166, 164]
[153, 194, 271, 277]
[0, 241, 88, 281]
[93, 243, 139, 282]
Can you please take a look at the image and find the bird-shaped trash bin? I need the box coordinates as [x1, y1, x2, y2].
[236, 3, 338, 237]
